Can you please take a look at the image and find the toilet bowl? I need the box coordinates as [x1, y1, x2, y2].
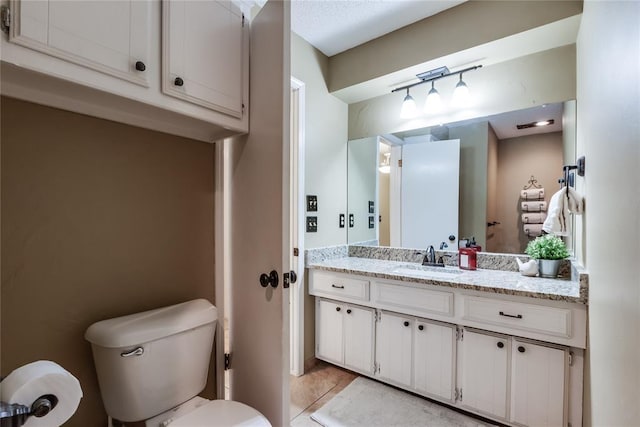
[85, 299, 270, 426]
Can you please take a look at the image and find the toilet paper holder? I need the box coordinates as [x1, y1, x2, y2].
[0, 394, 58, 427]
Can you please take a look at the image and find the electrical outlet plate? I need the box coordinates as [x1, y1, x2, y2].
[368, 201, 374, 214]
[368, 216, 375, 229]
[339, 214, 345, 228]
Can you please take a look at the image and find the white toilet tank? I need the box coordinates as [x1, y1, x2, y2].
[85, 299, 218, 422]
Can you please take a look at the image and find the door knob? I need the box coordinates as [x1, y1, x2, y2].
[135, 61, 146, 71]
[497, 341, 504, 349]
[403, 321, 410, 327]
[259, 270, 279, 288]
[174, 77, 184, 86]
[283, 270, 297, 289]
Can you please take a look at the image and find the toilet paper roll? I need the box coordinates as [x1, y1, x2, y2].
[0, 361, 83, 427]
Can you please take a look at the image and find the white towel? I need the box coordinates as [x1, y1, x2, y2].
[542, 187, 584, 235]
[524, 223, 543, 237]
[521, 188, 545, 200]
[521, 201, 547, 212]
[522, 212, 547, 224]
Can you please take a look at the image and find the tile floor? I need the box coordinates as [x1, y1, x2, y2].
[289, 361, 358, 426]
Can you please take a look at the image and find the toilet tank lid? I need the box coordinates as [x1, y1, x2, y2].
[85, 299, 217, 348]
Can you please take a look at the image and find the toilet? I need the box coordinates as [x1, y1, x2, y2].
[85, 299, 270, 427]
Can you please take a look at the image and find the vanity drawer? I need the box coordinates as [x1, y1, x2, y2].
[310, 271, 370, 302]
[373, 281, 453, 317]
[461, 296, 571, 338]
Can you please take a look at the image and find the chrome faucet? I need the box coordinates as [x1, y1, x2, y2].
[422, 245, 436, 266]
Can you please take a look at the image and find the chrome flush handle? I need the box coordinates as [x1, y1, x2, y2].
[120, 347, 144, 357]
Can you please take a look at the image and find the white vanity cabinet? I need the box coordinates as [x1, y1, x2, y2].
[458, 329, 511, 420]
[7, 0, 151, 86]
[316, 298, 375, 375]
[308, 269, 584, 427]
[413, 319, 456, 402]
[375, 311, 413, 387]
[162, 0, 245, 118]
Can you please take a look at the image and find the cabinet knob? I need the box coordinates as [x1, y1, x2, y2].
[174, 77, 184, 87]
[403, 321, 410, 327]
[497, 341, 504, 349]
[346, 309, 352, 314]
[135, 61, 146, 71]
[336, 307, 341, 312]
[518, 345, 526, 353]
[418, 325, 424, 331]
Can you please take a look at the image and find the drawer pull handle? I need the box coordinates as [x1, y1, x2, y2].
[499, 311, 523, 319]
[331, 284, 345, 289]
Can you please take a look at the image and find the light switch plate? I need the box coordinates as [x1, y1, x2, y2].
[306, 216, 318, 232]
[306, 195, 318, 212]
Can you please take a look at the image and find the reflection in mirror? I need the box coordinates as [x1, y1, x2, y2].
[347, 101, 577, 255]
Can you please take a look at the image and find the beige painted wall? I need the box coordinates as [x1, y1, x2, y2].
[1, 97, 216, 426]
[449, 122, 489, 249]
[494, 132, 563, 254]
[292, 33, 348, 250]
[329, 1, 582, 92]
[577, 2, 640, 424]
[348, 45, 577, 140]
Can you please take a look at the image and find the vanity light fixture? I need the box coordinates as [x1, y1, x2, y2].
[400, 88, 418, 119]
[424, 81, 442, 113]
[392, 64, 482, 117]
[516, 119, 555, 129]
[452, 74, 471, 107]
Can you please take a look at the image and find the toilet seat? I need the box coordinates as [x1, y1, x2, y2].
[169, 400, 271, 427]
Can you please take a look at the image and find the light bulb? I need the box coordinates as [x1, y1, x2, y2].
[424, 82, 442, 114]
[452, 76, 471, 107]
[400, 91, 418, 119]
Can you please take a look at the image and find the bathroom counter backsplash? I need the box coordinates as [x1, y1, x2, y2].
[306, 245, 588, 304]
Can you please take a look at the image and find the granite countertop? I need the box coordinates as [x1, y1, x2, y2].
[308, 256, 586, 304]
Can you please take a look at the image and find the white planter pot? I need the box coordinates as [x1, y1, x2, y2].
[538, 259, 562, 278]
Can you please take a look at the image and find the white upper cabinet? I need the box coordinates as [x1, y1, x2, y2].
[8, 0, 151, 86]
[163, 0, 245, 118]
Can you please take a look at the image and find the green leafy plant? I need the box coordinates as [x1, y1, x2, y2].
[525, 235, 569, 260]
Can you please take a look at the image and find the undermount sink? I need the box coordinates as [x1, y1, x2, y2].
[392, 265, 463, 279]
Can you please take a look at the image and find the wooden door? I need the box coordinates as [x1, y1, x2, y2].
[510, 340, 567, 426]
[376, 311, 413, 387]
[459, 329, 509, 420]
[227, 1, 290, 425]
[401, 138, 460, 249]
[413, 320, 455, 401]
[343, 304, 375, 374]
[316, 299, 344, 365]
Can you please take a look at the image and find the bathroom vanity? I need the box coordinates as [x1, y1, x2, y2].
[308, 253, 587, 427]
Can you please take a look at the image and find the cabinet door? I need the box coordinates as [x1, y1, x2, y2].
[316, 299, 343, 365]
[413, 320, 455, 402]
[376, 311, 412, 387]
[511, 340, 566, 426]
[163, 0, 245, 118]
[10, 0, 151, 85]
[343, 305, 375, 374]
[459, 329, 510, 420]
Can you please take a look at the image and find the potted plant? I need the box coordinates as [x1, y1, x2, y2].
[524, 234, 569, 278]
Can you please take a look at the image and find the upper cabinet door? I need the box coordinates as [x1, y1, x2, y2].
[9, 0, 151, 86]
[163, 0, 245, 118]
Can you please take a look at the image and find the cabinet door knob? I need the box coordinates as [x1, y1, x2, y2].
[174, 77, 184, 87]
[518, 345, 526, 353]
[497, 341, 504, 349]
[346, 309, 352, 314]
[403, 321, 410, 327]
[135, 61, 146, 71]
[418, 325, 424, 331]
[336, 307, 341, 312]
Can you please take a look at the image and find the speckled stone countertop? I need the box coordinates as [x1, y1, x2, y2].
[308, 256, 587, 304]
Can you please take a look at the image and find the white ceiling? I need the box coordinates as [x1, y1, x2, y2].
[291, 0, 466, 57]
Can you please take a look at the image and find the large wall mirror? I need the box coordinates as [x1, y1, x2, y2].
[347, 100, 577, 255]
